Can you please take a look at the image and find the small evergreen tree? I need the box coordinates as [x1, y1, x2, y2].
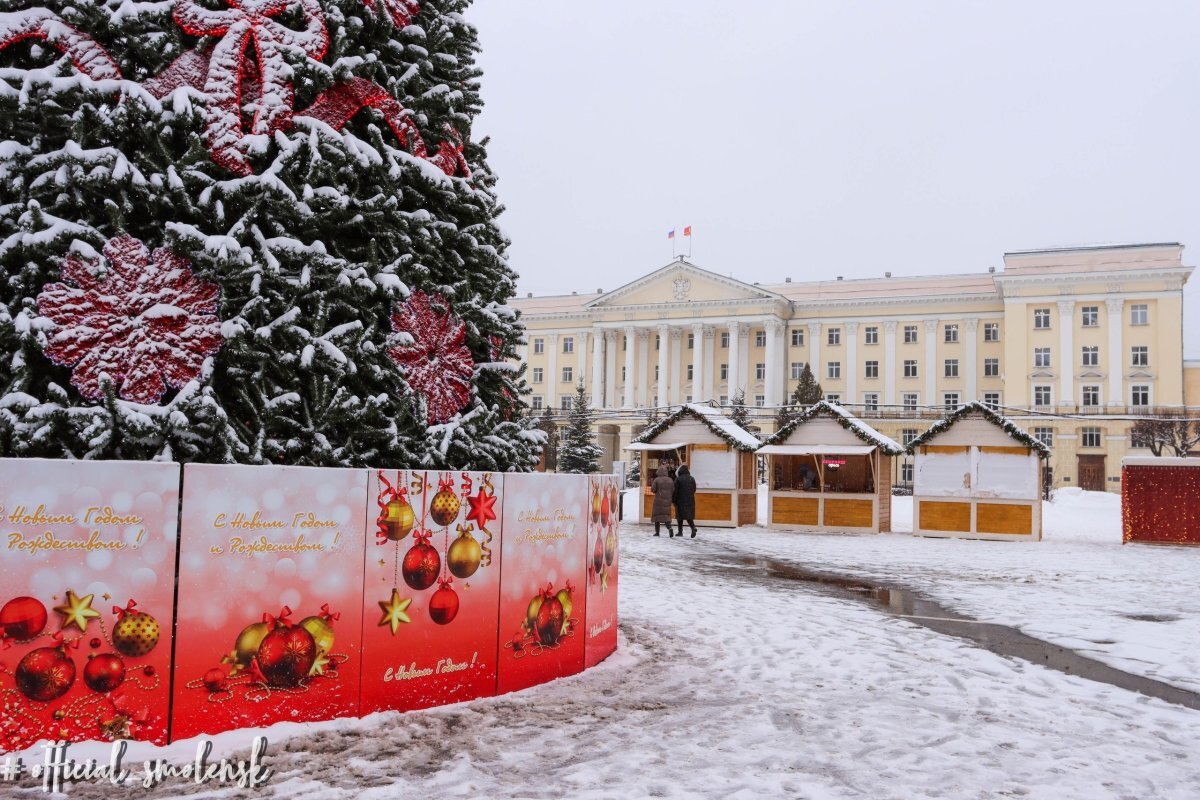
[729, 389, 751, 430]
[626, 453, 641, 487]
[791, 364, 824, 406]
[774, 389, 794, 429]
[557, 384, 601, 474]
[534, 408, 560, 471]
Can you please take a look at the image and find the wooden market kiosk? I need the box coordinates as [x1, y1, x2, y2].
[758, 401, 902, 533]
[907, 402, 1049, 541]
[628, 404, 759, 528]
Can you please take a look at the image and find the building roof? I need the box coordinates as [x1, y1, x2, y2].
[764, 401, 903, 455]
[634, 403, 761, 451]
[905, 402, 1050, 457]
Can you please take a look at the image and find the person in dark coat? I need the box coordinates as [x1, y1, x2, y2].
[673, 464, 698, 538]
[650, 465, 676, 537]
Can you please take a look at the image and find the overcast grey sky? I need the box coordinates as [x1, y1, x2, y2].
[466, 1, 1200, 357]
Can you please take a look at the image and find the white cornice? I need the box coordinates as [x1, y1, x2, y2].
[994, 267, 1193, 297]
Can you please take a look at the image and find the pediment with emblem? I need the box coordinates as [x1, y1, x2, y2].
[586, 261, 787, 309]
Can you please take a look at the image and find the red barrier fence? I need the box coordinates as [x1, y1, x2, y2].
[1122, 457, 1200, 546]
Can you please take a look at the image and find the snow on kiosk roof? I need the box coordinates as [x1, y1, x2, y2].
[905, 402, 1050, 457]
[633, 403, 761, 451]
[763, 401, 903, 455]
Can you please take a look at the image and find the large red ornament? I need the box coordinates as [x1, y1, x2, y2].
[388, 291, 474, 425]
[15, 645, 76, 702]
[428, 578, 459, 626]
[0, 596, 47, 641]
[0, 9, 121, 81]
[256, 625, 316, 687]
[37, 235, 223, 404]
[592, 535, 604, 574]
[535, 588, 564, 647]
[401, 532, 440, 591]
[83, 653, 126, 693]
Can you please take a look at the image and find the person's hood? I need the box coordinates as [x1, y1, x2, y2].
[657, 466, 668, 477]
[677, 465, 690, 476]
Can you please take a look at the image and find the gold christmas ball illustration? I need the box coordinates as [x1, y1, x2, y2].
[299, 615, 336, 655]
[112, 610, 160, 657]
[382, 496, 415, 541]
[233, 621, 272, 668]
[447, 529, 482, 579]
[430, 489, 461, 527]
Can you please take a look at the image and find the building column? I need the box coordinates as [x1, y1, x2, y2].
[691, 323, 706, 405]
[845, 321, 859, 405]
[1106, 298, 1124, 407]
[622, 326, 636, 409]
[657, 324, 670, 408]
[807, 322, 821, 394]
[764, 319, 783, 406]
[546, 333, 559, 410]
[637, 329, 651, 407]
[703, 327, 716, 402]
[727, 322, 743, 400]
[1057, 300, 1075, 407]
[965, 317, 979, 403]
[590, 329, 604, 408]
[924, 319, 938, 406]
[883, 321, 897, 408]
[669, 329, 684, 404]
[577, 329, 589, 391]
[603, 330, 618, 408]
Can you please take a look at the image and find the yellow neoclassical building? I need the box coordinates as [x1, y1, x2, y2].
[512, 243, 1197, 492]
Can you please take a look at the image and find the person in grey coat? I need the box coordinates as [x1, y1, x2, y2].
[673, 464, 698, 538]
[650, 465, 676, 537]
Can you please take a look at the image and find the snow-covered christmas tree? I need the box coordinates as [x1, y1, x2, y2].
[0, 0, 541, 470]
[557, 383, 600, 474]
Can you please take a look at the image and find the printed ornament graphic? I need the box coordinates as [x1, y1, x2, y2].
[361, 471, 503, 714]
[0, 459, 180, 751]
[36, 235, 223, 404]
[388, 291, 475, 425]
[171, 464, 368, 739]
[497, 474, 589, 696]
[585, 475, 619, 668]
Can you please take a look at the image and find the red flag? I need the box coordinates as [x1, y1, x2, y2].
[683, 226, 693, 237]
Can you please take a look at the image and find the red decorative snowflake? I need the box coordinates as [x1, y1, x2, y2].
[388, 291, 473, 425]
[37, 235, 223, 404]
[0, 9, 121, 81]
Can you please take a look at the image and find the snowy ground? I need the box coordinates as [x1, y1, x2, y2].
[11, 489, 1200, 798]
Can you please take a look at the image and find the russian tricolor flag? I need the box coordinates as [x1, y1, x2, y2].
[667, 229, 676, 240]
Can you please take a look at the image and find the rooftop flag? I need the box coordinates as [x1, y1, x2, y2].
[667, 229, 676, 240]
[683, 226, 692, 237]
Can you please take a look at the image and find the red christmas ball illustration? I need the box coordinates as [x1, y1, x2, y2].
[429, 487, 461, 527]
[203, 668, 227, 693]
[600, 494, 611, 526]
[592, 535, 604, 574]
[83, 653, 126, 693]
[256, 625, 316, 687]
[1, 596, 47, 641]
[535, 589, 564, 647]
[402, 533, 441, 591]
[429, 578, 460, 626]
[15, 646, 76, 702]
[608, 484, 619, 514]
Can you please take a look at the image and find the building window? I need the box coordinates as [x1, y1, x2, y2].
[687, 333, 694, 350]
[903, 325, 918, 344]
[984, 322, 1000, 342]
[864, 326, 879, 345]
[720, 332, 729, 348]
[533, 338, 544, 355]
[1081, 427, 1102, 448]
[827, 362, 841, 379]
[755, 330, 766, 348]
[562, 336, 574, 354]
[944, 359, 959, 378]
[984, 358, 999, 377]
[903, 360, 918, 378]
[720, 364, 728, 380]
[686, 364, 694, 380]
[686, 395, 692, 403]
[1081, 306, 1099, 327]
[621, 366, 626, 381]
[902, 429, 919, 446]
[654, 334, 660, 350]
[560, 396, 573, 411]
[1130, 304, 1148, 326]
[902, 393, 918, 410]
[1034, 385, 1053, 406]
[791, 329, 804, 347]
[901, 462, 914, 483]
[531, 395, 544, 410]
[983, 392, 1000, 409]
[1034, 308, 1051, 329]
[719, 395, 728, 405]
[1082, 385, 1100, 407]
[654, 365, 660, 381]
[1034, 347, 1052, 368]
[863, 393, 879, 410]
[1131, 385, 1149, 407]
[531, 367, 543, 384]
[865, 360, 879, 379]
[1081, 346, 1099, 368]
[943, 392, 960, 409]
[561, 366, 573, 383]
[828, 328, 841, 346]
[944, 324, 959, 343]
[825, 393, 841, 403]
[755, 363, 766, 380]
[1131, 346, 1148, 367]
[754, 395, 765, 407]
[790, 362, 805, 380]
[1033, 427, 1053, 448]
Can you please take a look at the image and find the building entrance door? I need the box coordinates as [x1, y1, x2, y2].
[1077, 455, 1106, 492]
